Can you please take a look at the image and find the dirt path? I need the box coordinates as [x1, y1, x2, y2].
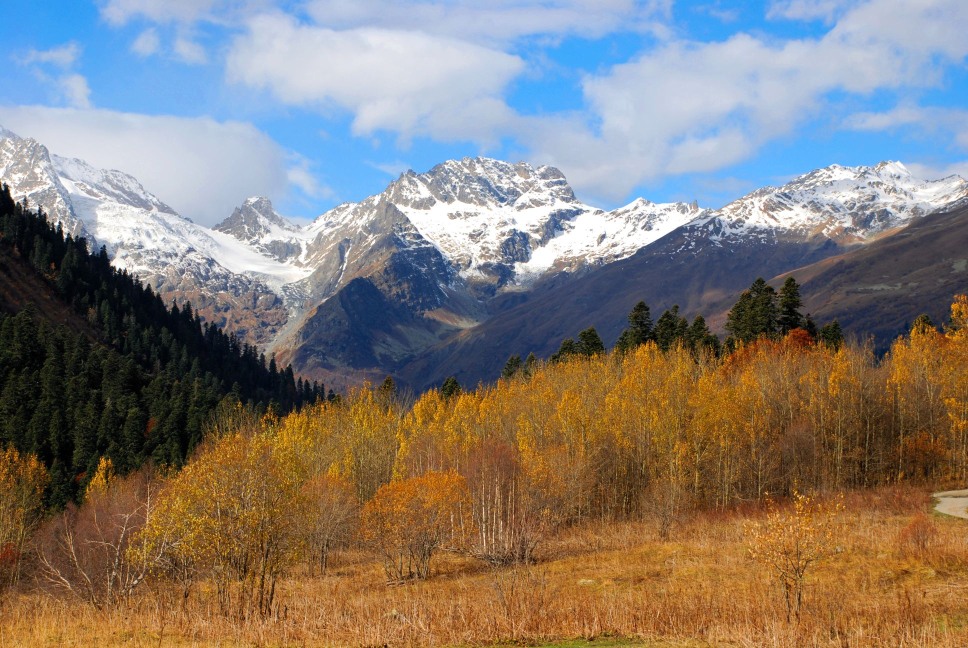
[933, 489, 968, 519]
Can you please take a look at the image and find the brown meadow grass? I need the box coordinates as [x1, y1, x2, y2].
[2, 485, 966, 647]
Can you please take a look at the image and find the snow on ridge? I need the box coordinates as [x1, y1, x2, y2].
[712, 161, 968, 239]
[52, 154, 176, 215]
[4, 124, 967, 312]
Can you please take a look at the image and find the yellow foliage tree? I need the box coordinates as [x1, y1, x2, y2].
[943, 295, 968, 480]
[747, 491, 843, 621]
[301, 473, 359, 574]
[137, 432, 306, 618]
[361, 470, 470, 581]
[0, 447, 49, 588]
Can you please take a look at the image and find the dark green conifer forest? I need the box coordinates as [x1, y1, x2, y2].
[0, 184, 324, 505]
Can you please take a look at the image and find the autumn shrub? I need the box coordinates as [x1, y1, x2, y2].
[137, 432, 306, 618]
[0, 446, 48, 590]
[35, 460, 161, 608]
[746, 491, 844, 622]
[301, 473, 359, 574]
[361, 470, 471, 581]
[897, 512, 939, 555]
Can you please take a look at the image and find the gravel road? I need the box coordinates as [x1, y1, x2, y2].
[934, 489, 968, 519]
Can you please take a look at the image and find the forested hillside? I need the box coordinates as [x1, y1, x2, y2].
[0, 185, 325, 505]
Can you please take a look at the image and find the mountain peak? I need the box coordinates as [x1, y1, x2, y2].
[713, 159, 968, 243]
[387, 156, 577, 211]
[216, 196, 295, 236]
[213, 196, 303, 264]
[874, 160, 910, 177]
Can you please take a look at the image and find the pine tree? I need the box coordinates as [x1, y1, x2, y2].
[501, 355, 523, 379]
[616, 301, 654, 353]
[654, 305, 689, 351]
[777, 277, 805, 334]
[726, 278, 778, 344]
[577, 327, 605, 356]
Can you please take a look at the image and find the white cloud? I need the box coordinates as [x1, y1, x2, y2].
[131, 29, 161, 57]
[16, 42, 92, 110]
[0, 106, 316, 226]
[767, 0, 857, 23]
[303, 0, 669, 44]
[59, 74, 92, 109]
[286, 156, 332, 200]
[906, 160, 968, 182]
[98, 0, 273, 26]
[846, 105, 968, 151]
[18, 42, 82, 68]
[368, 160, 411, 178]
[523, 0, 968, 202]
[226, 13, 525, 140]
[173, 36, 207, 64]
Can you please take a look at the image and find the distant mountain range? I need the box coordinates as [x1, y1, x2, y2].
[2, 126, 966, 389]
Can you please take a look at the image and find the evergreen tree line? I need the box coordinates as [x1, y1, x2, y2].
[508, 276, 844, 378]
[0, 185, 325, 505]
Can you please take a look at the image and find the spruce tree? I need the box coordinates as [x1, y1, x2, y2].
[616, 300, 655, 354]
[440, 376, 462, 399]
[725, 278, 778, 344]
[687, 315, 720, 355]
[523, 352, 537, 376]
[654, 305, 689, 351]
[818, 320, 844, 349]
[577, 327, 605, 356]
[778, 277, 805, 334]
[501, 355, 523, 379]
[551, 338, 578, 362]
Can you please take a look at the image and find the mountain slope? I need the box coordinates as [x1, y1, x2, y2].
[2, 124, 966, 389]
[776, 202, 968, 347]
[0, 190, 324, 503]
[0, 129, 297, 348]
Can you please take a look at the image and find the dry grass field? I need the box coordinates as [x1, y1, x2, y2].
[2, 485, 966, 647]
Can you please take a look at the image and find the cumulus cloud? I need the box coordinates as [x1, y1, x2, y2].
[766, 0, 857, 23]
[18, 43, 82, 68]
[59, 74, 92, 109]
[15, 42, 92, 109]
[907, 160, 968, 182]
[131, 29, 161, 57]
[286, 155, 333, 200]
[523, 0, 968, 202]
[87, 0, 968, 207]
[846, 106, 968, 151]
[0, 106, 316, 226]
[98, 0, 274, 26]
[303, 0, 669, 44]
[226, 13, 525, 140]
[173, 36, 207, 64]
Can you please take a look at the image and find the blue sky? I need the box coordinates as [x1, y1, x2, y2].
[1, 0, 967, 226]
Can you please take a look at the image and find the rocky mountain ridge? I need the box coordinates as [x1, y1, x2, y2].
[2, 125, 965, 387]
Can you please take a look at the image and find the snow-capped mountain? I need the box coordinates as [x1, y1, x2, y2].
[0, 130, 81, 236]
[2, 123, 966, 388]
[214, 196, 305, 263]
[384, 158, 705, 286]
[0, 128, 296, 347]
[695, 161, 967, 246]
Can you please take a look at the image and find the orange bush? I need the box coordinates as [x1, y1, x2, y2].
[361, 470, 471, 580]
